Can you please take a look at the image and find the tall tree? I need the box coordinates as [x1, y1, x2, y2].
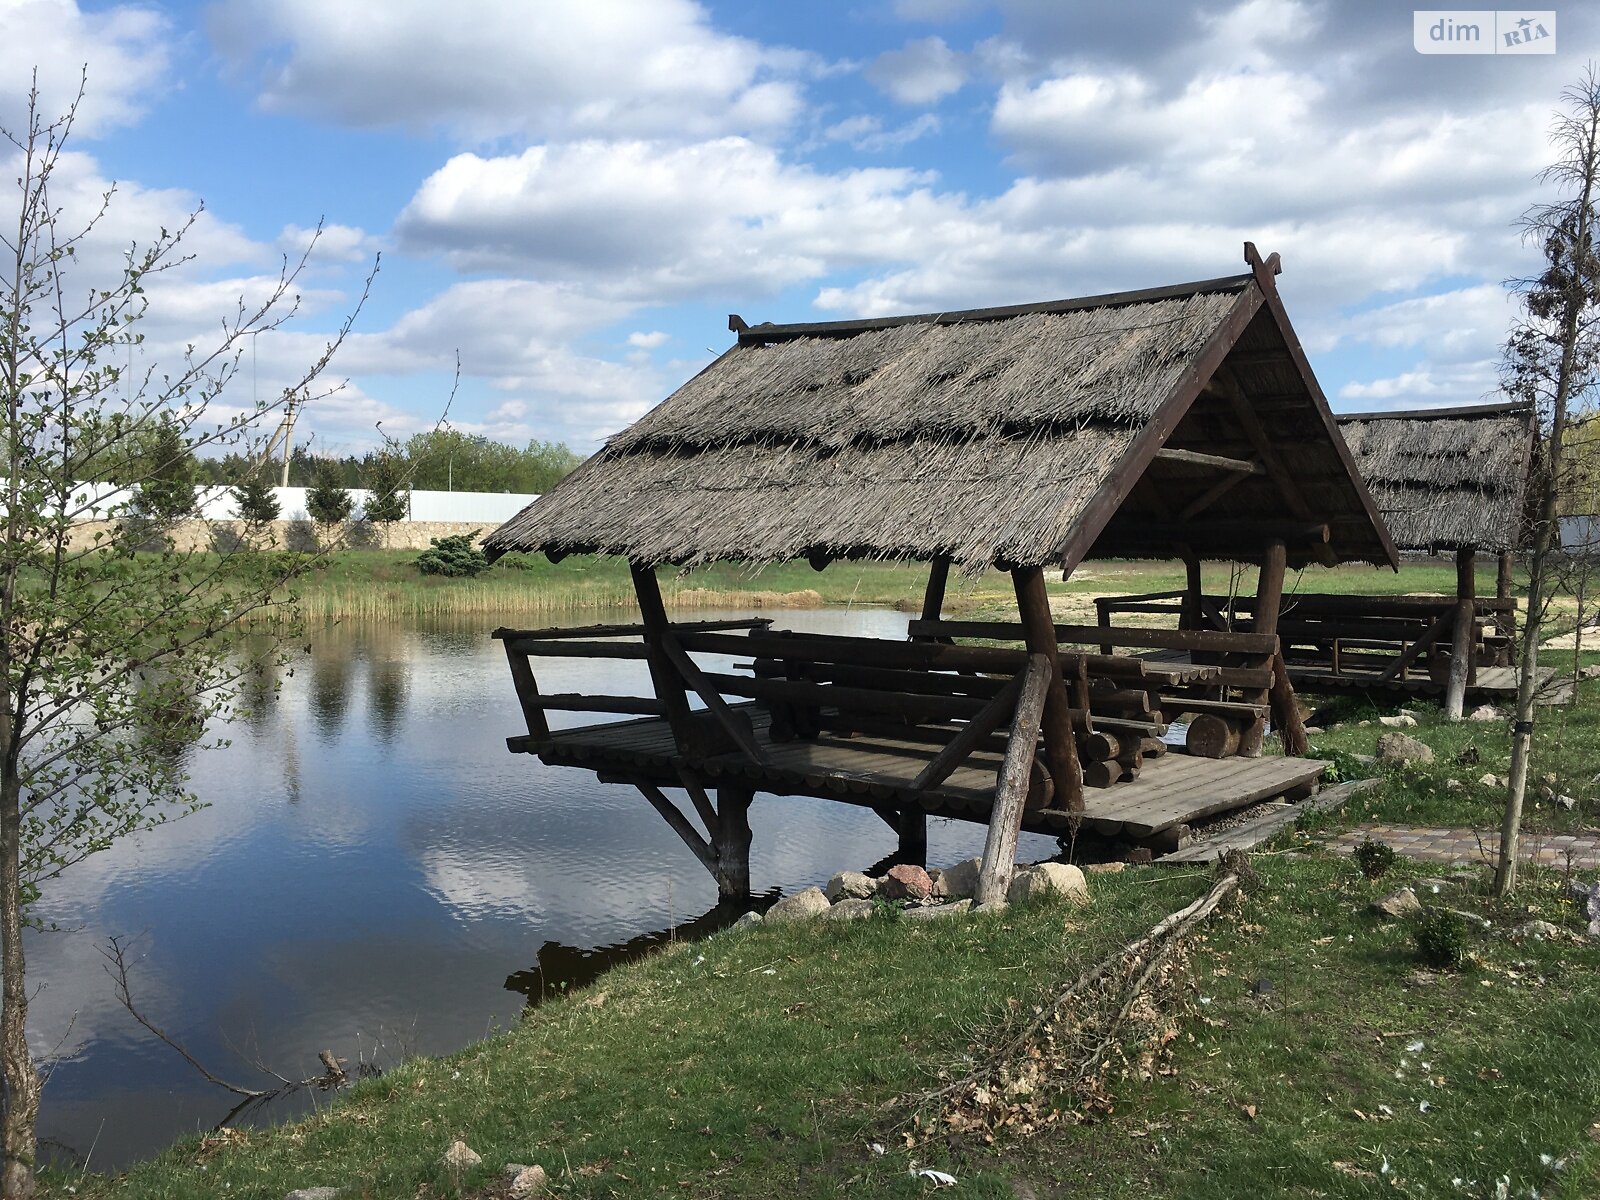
[0, 78, 371, 1194]
[305, 458, 355, 532]
[129, 418, 197, 524]
[1497, 69, 1600, 896]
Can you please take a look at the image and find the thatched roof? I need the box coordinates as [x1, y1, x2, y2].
[487, 253, 1397, 572]
[1336, 403, 1535, 552]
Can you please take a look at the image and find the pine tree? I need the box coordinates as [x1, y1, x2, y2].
[231, 475, 281, 526]
[305, 459, 355, 529]
[364, 449, 409, 524]
[130, 419, 197, 524]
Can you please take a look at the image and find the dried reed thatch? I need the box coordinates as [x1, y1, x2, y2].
[487, 270, 1392, 571]
[1336, 403, 1535, 552]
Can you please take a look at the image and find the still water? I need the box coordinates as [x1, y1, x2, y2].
[33, 608, 1064, 1169]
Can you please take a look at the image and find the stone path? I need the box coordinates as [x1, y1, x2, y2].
[1328, 823, 1600, 870]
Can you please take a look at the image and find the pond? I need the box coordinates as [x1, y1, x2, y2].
[33, 608, 1068, 1170]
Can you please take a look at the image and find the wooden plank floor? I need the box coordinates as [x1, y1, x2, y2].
[1287, 663, 1569, 704]
[530, 707, 1325, 839]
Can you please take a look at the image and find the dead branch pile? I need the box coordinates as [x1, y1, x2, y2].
[904, 870, 1241, 1144]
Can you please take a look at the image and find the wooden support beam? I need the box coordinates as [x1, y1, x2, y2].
[1013, 568, 1084, 812]
[1496, 552, 1516, 645]
[527, 693, 666, 715]
[912, 674, 1024, 790]
[636, 783, 719, 876]
[1243, 537, 1287, 757]
[915, 556, 950, 634]
[493, 617, 771, 642]
[712, 786, 753, 898]
[1270, 648, 1309, 756]
[1445, 547, 1476, 720]
[897, 806, 927, 866]
[1154, 447, 1266, 474]
[631, 562, 701, 754]
[908, 618, 1279, 656]
[977, 654, 1051, 906]
[1177, 467, 1254, 522]
[660, 634, 769, 764]
[502, 640, 550, 742]
[1180, 548, 1203, 631]
[1212, 368, 1338, 566]
[1374, 608, 1452, 684]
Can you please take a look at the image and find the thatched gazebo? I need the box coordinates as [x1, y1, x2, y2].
[484, 245, 1397, 897]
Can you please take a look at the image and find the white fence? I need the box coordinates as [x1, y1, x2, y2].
[71, 485, 539, 524]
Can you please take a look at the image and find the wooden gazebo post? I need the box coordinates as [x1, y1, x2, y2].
[1240, 538, 1286, 757]
[1011, 565, 1083, 810]
[1496, 551, 1516, 650]
[1445, 548, 1476, 719]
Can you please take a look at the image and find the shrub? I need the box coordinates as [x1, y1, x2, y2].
[1413, 907, 1468, 970]
[417, 531, 488, 578]
[1354, 837, 1398, 880]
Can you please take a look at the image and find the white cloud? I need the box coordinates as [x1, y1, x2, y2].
[626, 330, 670, 349]
[0, 0, 170, 136]
[824, 112, 941, 153]
[865, 36, 966, 105]
[276, 222, 380, 265]
[209, 0, 806, 140]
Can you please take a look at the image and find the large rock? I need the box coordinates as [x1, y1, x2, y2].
[900, 899, 973, 922]
[766, 886, 831, 923]
[1008, 862, 1090, 906]
[825, 870, 875, 902]
[1371, 887, 1423, 920]
[1468, 704, 1502, 722]
[1376, 732, 1434, 766]
[509, 1165, 549, 1198]
[880, 864, 933, 901]
[824, 898, 877, 921]
[936, 857, 983, 900]
[730, 910, 763, 932]
[1378, 713, 1417, 728]
[1512, 918, 1563, 941]
[442, 1142, 482, 1171]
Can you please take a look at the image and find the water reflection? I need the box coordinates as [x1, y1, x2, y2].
[29, 608, 1065, 1170]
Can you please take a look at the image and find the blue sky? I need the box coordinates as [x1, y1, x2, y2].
[2, 0, 1593, 456]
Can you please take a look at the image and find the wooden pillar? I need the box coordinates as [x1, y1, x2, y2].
[896, 806, 927, 866]
[1496, 551, 1516, 648]
[917, 556, 950, 629]
[977, 654, 1050, 906]
[1240, 538, 1286, 757]
[1180, 548, 1203, 631]
[630, 561, 699, 752]
[712, 786, 753, 898]
[1445, 547, 1476, 720]
[1011, 566, 1083, 811]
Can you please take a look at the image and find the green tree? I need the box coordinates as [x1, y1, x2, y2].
[306, 459, 355, 530]
[1497, 70, 1600, 896]
[363, 446, 410, 524]
[231, 475, 281, 527]
[0, 80, 370, 1193]
[129, 419, 197, 524]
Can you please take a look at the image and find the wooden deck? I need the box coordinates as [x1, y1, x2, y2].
[1287, 663, 1572, 704]
[522, 706, 1325, 840]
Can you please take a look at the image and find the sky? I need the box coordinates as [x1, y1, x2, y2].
[1, 0, 1593, 458]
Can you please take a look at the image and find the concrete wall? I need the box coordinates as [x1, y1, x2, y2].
[60, 484, 538, 525]
[68, 519, 498, 553]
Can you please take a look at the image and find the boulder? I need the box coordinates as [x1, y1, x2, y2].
[730, 910, 763, 932]
[824, 898, 877, 921]
[1371, 887, 1423, 920]
[935, 857, 983, 900]
[509, 1165, 549, 1198]
[880, 864, 934, 901]
[926, 867, 950, 899]
[1008, 862, 1090, 906]
[1468, 705, 1502, 722]
[1479, 772, 1506, 788]
[1085, 861, 1126, 875]
[1582, 664, 1600, 680]
[766, 886, 831, 923]
[1376, 732, 1433, 766]
[1378, 714, 1417, 728]
[900, 899, 973, 922]
[825, 870, 875, 902]
[442, 1142, 482, 1172]
[1512, 919, 1563, 941]
[285, 1191, 340, 1200]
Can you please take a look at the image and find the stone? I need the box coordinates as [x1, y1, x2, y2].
[1555, 794, 1579, 811]
[824, 898, 877, 921]
[1085, 861, 1126, 875]
[1008, 862, 1090, 906]
[926, 867, 950, 899]
[730, 910, 763, 932]
[1468, 704, 1502, 722]
[1376, 733, 1433, 766]
[509, 1165, 549, 1198]
[900, 899, 973, 922]
[1378, 714, 1417, 728]
[1512, 919, 1563, 941]
[285, 1191, 340, 1200]
[1444, 778, 1464, 792]
[880, 864, 934, 901]
[442, 1141, 482, 1171]
[1412, 878, 1457, 895]
[1581, 664, 1600, 680]
[825, 870, 875, 902]
[766, 886, 831, 923]
[1351, 754, 1378, 767]
[1479, 772, 1506, 788]
[936, 857, 983, 900]
[1371, 887, 1423, 920]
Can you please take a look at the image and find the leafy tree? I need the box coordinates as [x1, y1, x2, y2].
[231, 475, 281, 527]
[363, 447, 410, 524]
[416, 531, 489, 577]
[305, 459, 355, 529]
[129, 418, 197, 524]
[1497, 70, 1600, 896]
[0, 79, 370, 1194]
